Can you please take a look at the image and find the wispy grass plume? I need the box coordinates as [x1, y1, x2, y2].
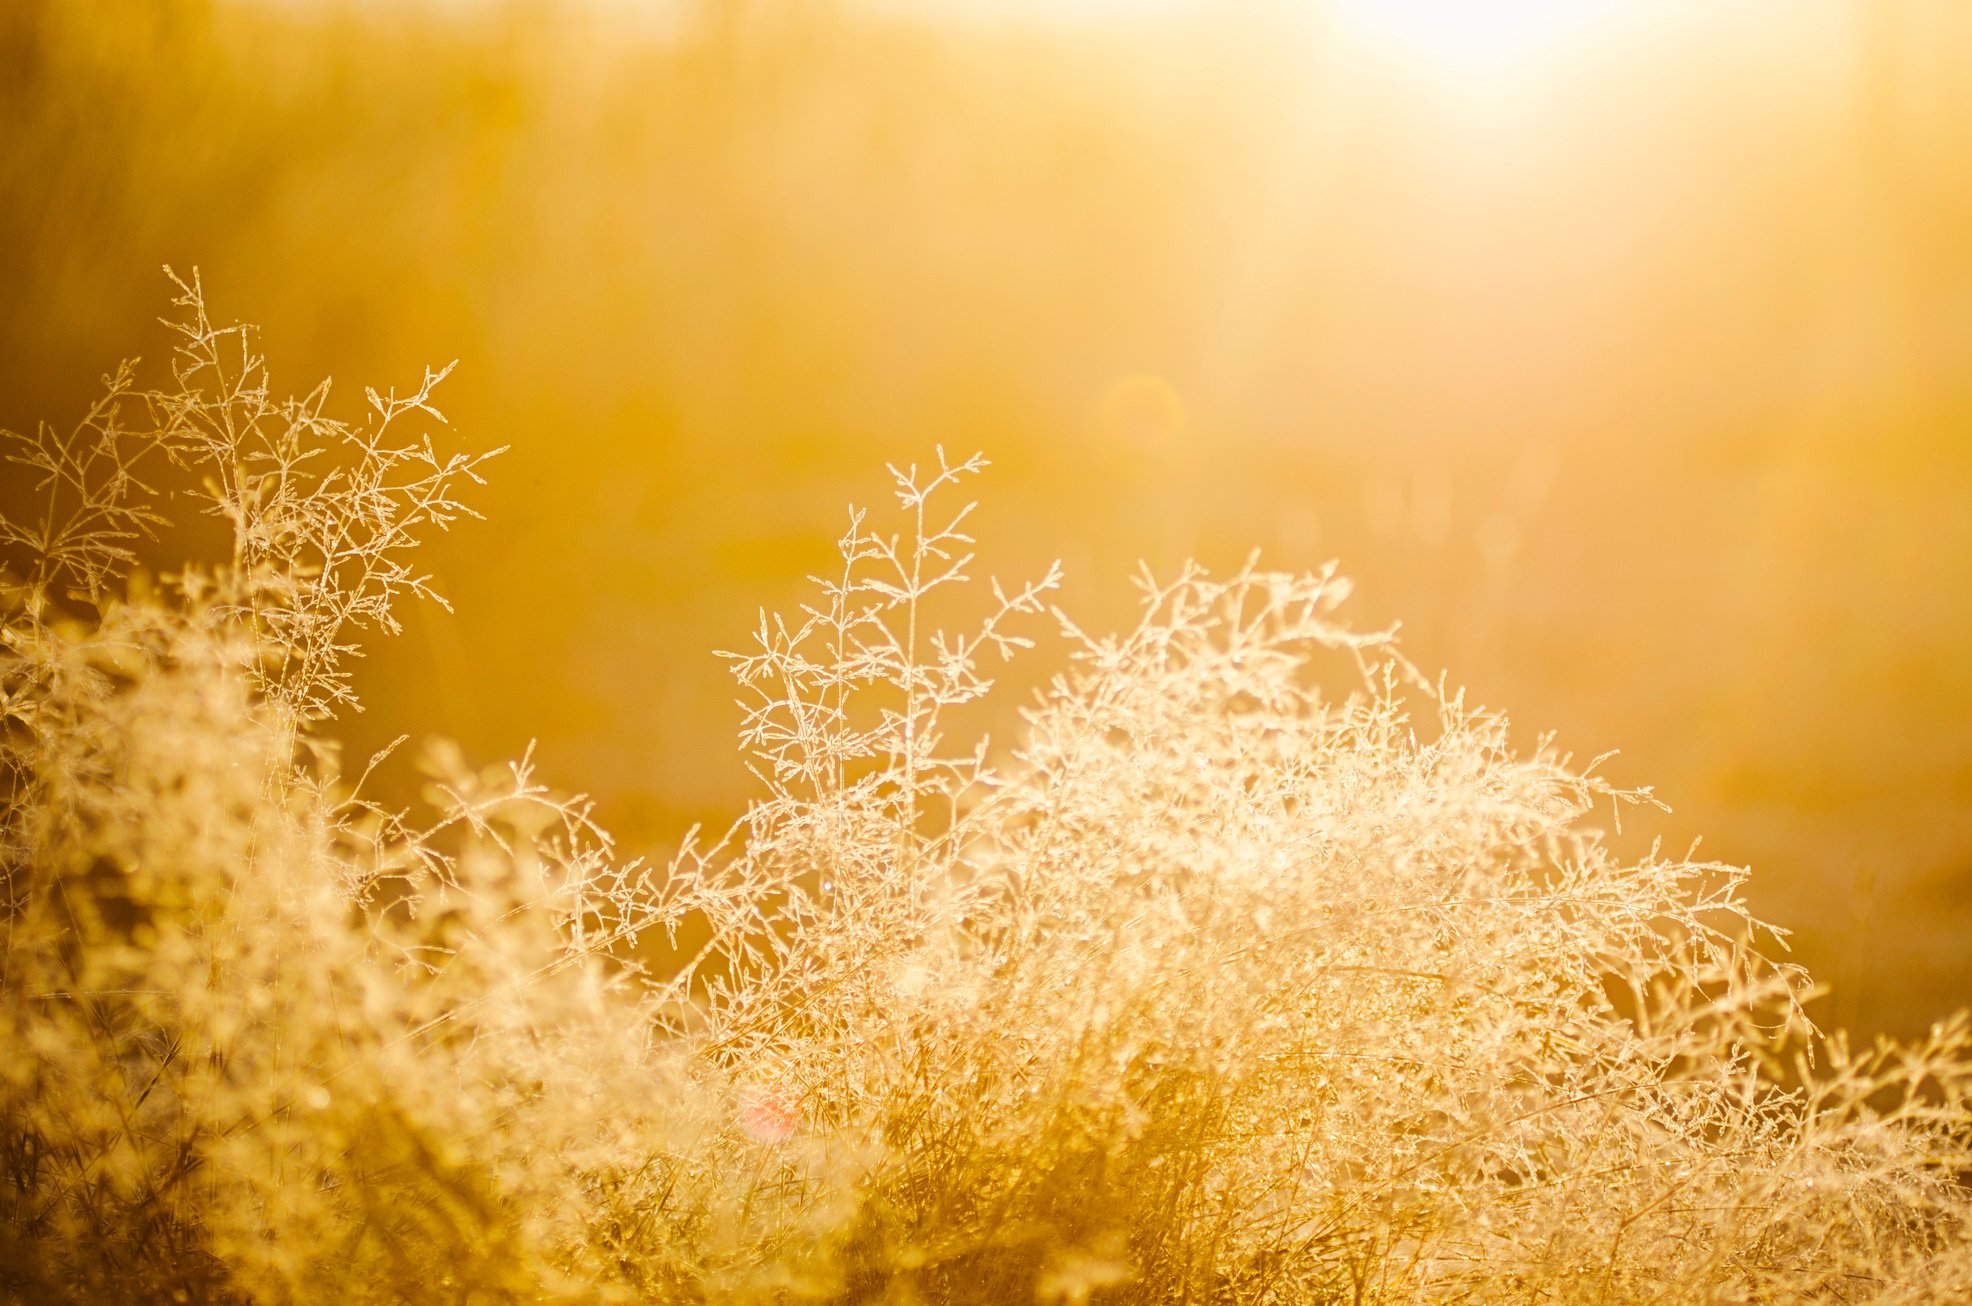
[3, 284, 1968, 1303]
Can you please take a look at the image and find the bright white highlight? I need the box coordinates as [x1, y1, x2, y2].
[1327, 0, 1636, 81]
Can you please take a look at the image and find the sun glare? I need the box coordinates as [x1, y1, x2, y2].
[1327, 0, 1638, 83]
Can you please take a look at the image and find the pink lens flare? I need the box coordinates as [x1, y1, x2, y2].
[740, 1085, 802, 1143]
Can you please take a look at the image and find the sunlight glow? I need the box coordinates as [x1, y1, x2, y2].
[1327, 0, 1638, 82]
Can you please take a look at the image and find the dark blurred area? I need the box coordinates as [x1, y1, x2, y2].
[3, 0, 1969, 1039]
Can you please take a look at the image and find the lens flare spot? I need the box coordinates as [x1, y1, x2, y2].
[740, 1084, 802, 1143]
[1100, 373, 1188, 452]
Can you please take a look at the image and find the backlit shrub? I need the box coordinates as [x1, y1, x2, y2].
[3, 283, 1968, 1302]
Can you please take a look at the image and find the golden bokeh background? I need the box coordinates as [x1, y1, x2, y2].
[4, 0, 1968, 1039]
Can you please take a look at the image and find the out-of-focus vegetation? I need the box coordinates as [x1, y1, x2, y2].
[3, 0, 1970, 1044]
[6, 289, 1972, 1297]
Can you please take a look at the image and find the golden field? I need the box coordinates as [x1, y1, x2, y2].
[4, 1, 1972, 1299]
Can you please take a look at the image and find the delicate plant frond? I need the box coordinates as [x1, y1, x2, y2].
[3, 289, 1967, 1304]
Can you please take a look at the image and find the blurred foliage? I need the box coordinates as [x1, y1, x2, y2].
[2, 0, 1970, 1040]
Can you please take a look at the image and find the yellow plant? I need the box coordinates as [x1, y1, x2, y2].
[3, 283, 1969, 1302]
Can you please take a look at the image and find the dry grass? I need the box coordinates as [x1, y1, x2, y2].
[3, 283, 1970, 1303]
